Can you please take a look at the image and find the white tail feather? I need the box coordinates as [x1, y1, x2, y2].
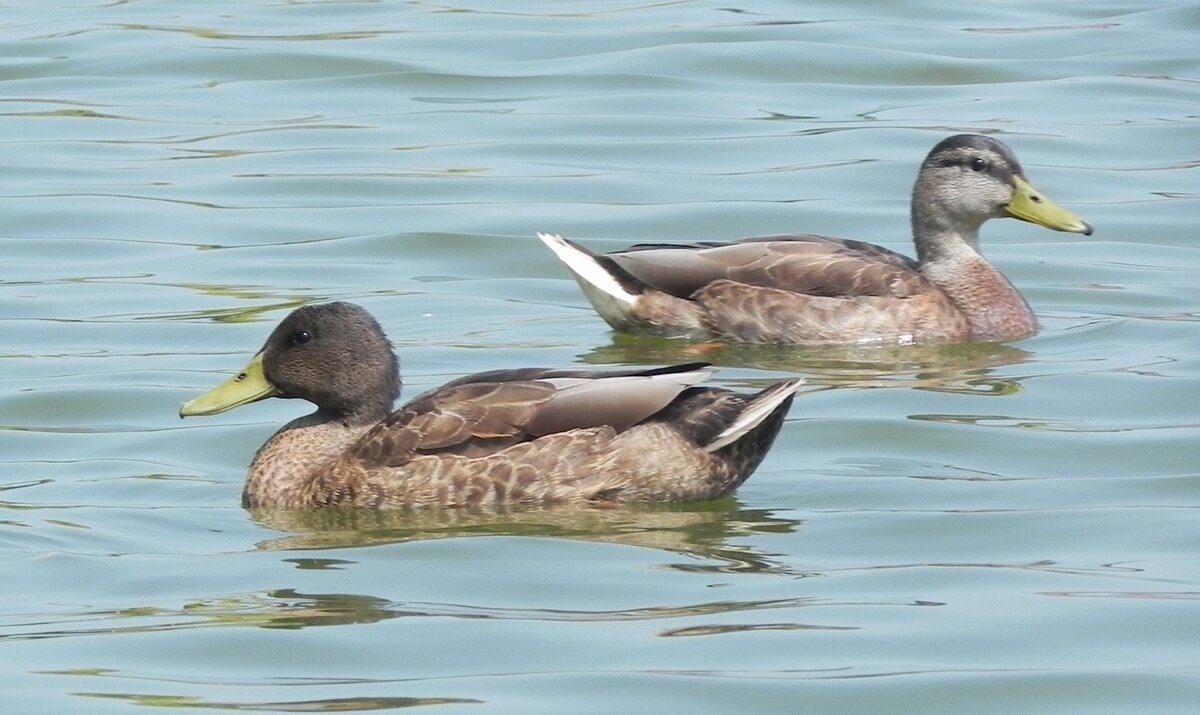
[704, 378, 804, 452]
[538, 232, 639, 324]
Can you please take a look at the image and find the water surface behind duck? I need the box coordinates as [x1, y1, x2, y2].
[2, 1, 1198, 713]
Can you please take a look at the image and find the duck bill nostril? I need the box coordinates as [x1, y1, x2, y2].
[1006, 176, 1090, 234]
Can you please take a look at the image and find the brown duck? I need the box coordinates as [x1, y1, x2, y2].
[180, 302, 803, 510]
[539, 134, 1093, 345]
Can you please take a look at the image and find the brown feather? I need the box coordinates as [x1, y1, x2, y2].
[614, 235, 923, 299]
[610, 236, 979, 343]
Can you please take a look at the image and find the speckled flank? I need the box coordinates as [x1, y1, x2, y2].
[692, 280, 975, 344]
[241, 381, 800, 510]
[241, 386, 800, 510]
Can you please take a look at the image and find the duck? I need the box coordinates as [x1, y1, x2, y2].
[179, 301, 804, 510]
[539, 134, 1093, 345]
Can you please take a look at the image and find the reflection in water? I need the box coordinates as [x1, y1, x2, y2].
[5, 506, 809, 641]
[660, 621, 858, 637]
[72, 691, 479, 711]
[250, 501, 805, 576]
[112, 23, 390, 43]
[20, 587, 829, 640]
[579, 334, 1030, 395]
[21, 560, 1133, 644]
[1041, 591, 1200, 601]
[153, 296, 314, 325]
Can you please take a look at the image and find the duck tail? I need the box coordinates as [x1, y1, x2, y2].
[704, 378, 804, 453]
[538, 232, 649, 322]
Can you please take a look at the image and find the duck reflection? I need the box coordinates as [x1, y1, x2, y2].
[250, 500, 806, 578]
[579, 333, 1030, 395]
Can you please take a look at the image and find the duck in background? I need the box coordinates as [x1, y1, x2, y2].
[540, 134, 1092, 345]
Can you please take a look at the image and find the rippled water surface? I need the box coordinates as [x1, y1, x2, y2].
[3, 1, 1198, 713]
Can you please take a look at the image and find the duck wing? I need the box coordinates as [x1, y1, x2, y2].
[611, 234, 928, 299]
[350, 364, 713, 465]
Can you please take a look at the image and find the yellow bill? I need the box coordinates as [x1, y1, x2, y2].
[180, 352, 278, 417]
[1006, 175, 1093, 235]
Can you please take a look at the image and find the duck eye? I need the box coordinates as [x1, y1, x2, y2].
[292, 330, 312, 345]
[969, 157, 988, 172]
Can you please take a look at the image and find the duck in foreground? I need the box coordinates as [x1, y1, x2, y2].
[539, 134, 1093, 345]
[180, 302, 803, 510]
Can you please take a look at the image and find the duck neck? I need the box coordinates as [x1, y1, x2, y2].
[916, 193, 1038, 338]
[911, 196, 984, 264]
[913, 226, 1035, 342]
[318, 377, 399, 427]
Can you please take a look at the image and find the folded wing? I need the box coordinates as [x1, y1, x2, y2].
[611, 235, 930, 299]
[350, 364, 714, 466]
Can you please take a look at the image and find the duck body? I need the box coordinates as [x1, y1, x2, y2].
[540, 134, 1093, 345]
[181, 302, 802, 510]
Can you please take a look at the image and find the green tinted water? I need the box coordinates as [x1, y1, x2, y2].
[3, 1, 1198, 713]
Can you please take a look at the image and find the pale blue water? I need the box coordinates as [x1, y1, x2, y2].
[2, 1, 1198, 713]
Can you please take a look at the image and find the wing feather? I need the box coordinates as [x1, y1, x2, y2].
[349, 366, 713, 466]
[610, 234, 926, 299]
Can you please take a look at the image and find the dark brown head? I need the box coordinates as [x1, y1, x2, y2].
[180, 302, 400, 423]
[262, 302, 400, 420]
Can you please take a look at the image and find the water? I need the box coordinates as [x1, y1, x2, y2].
[3, 1, 1198, 713]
